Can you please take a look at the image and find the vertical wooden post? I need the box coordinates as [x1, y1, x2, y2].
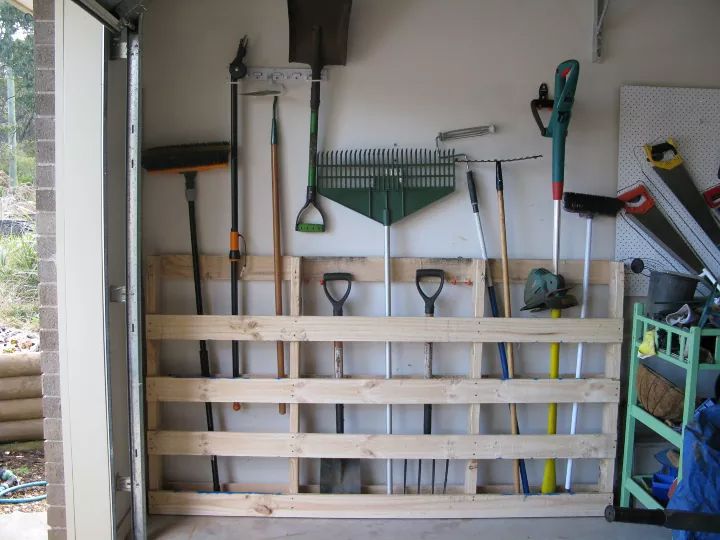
[145, 256, 162, 491]
[599, 261, 624, 495]
[288, 257, 302, 494]
[464, 259, 486, 494]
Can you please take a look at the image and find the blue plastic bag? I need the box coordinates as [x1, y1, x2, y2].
[668, 404, 720, 540]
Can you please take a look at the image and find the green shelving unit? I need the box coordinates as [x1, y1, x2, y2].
[620, 303, 720, 509]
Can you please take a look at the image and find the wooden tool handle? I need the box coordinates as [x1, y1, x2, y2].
[271, 124, 286, 415]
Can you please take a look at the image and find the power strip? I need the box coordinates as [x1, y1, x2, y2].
[246, 67, 329, 82]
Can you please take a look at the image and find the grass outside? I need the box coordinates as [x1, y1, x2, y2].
[0, 231, 37, 331]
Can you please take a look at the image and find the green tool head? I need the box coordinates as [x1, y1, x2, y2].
[317, 148, 456, 226]
[521, 268, 577, 312]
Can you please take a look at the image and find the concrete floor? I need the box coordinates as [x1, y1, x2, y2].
[0, 512, 47, 539]
[149, 516, 670, 540]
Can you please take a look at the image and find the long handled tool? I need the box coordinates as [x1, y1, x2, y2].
[465, 164, 530, 494]
[319, 273, 361, 493]
[411, 269, 444, 494]
[270, 96, 286, 415]
[229, 36, 248, 410]
[318, 147, 456, 494]
[288, 0, 352, 232]
[142, 142, 231, 493]
[492, 161, 531, 494]
[531, 59, 580, 494]
[562, 192, 624, 491]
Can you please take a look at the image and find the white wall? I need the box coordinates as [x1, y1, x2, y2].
[140, 0, 720, 490]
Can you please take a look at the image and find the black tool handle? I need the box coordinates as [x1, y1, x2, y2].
[530, 83, 552, 136]
[648, 141, 677, 162]
[466, 169, 479, 214]
[323, 273, 353, 316]
[605, 506, 666, 526]
[606, 506, 720, 533]
[495, 160, 504, 192]
[416, 269, 445, 316]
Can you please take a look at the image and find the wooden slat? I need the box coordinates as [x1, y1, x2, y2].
[466, 260, 484, 494]
[599, 261, 625, 494]
[146, 377, 620, 405]
[157, 255, 612, 286]
[145, 256, 163, 491]
[0, 418, 43, 443]
[0, 353, 41, 377]
[147, 432, 615, 460]
[146, 315, 622, 344]
[288, 257, 302, 495]
[149, 491, 612, 518]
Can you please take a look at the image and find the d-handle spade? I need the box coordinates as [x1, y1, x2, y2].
[319, 272, 361, 494]
[415, 269, 445, 494]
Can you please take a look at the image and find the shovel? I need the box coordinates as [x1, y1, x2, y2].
[288, 0, 352, 232]
[319, 273, 361, 494]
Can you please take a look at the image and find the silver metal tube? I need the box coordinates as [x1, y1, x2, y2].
[126, 26, 147, 540]
[384, 224, 392, 494]
[437, 124, 495, 142]
[552, 200, 561, 273]
[565, 216, 593, 491]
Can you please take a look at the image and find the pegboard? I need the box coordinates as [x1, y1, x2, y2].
[616, 85, 720, 296]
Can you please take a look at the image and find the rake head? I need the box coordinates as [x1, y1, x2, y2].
[317, 148, 456, 226]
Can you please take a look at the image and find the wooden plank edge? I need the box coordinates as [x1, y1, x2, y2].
[148, 491, 612, 518]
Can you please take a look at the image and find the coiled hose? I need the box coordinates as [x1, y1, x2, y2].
[0, 481, 47, 504]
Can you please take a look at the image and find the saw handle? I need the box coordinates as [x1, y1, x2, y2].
[415, 269, 445, 316]
[704, 185, 720, 209]
[619, 184, 655, 215]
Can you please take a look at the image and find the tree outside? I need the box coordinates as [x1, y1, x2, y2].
[0, 2, 38, 336]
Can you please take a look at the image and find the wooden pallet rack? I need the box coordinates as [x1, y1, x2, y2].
[144, 254, 624, 518]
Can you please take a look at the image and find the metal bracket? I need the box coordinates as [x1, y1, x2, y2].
[109, 285, 127, 303]
[110, 29, 128, 60]
[116, 475, 132, 492]
[592, 0, 611, 63]
[246, 67, 328, 82]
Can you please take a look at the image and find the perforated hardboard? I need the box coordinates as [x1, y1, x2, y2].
[617, 85, 720, 296]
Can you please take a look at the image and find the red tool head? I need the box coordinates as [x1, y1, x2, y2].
[619, 185, 655, 215]
[704, 185, 720, 209]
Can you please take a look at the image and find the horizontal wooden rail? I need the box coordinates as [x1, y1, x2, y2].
[146, 377, 620, 405]
[149, 491, 612, 518]
[146, 315, 622, 344]
[153, 254, 616, 286]
[147, 432, 615, 460]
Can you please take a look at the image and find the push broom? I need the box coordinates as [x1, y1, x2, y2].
[317, 148, 456, 494]
[562, 192, 624, 492]
[142, 142, 231, 493]
[530, 59, 579, 494]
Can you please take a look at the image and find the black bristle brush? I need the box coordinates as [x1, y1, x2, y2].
[561, 192, 624, 492]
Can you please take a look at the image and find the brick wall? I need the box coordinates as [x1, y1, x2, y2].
[34, 0, 66, 537]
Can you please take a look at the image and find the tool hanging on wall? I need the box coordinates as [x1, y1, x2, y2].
[142, 142, 231, 493]
[644, 139, 720, 248]
[562, 192, 624, 492]
[406, 269, 445, 495]
[435, 124, 495, 147]
[619, 184, 706, 275]
[530, 59, 580, 494]
[270, 97, 287, 415]
[319, 273, 362, 494]
[463, 161, 530, 495]
[288, 0, 352, 233]
[229, 36, 248, 411]
[317, 147, 456, 493]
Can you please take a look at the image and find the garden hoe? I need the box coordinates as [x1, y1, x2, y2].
[288, 0, 352, 232]
[530, 59, 579, 493]
[319, 273, 361, 494]
[142, 142, 231, 493]
[562, 192, 624, 491]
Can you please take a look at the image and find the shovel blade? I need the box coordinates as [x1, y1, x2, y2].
[319, 458, 361, 494]
[288, 0, 352, 67]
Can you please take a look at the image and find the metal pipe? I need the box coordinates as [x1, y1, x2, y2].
[437, 124, 495, 144]
[565, 215, 593, 491]
[384, 223, 392, 495]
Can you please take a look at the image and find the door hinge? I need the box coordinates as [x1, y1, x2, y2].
[109, 285, 127, 303]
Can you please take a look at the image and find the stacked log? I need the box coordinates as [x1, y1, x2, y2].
[0, 352, 43, 442]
